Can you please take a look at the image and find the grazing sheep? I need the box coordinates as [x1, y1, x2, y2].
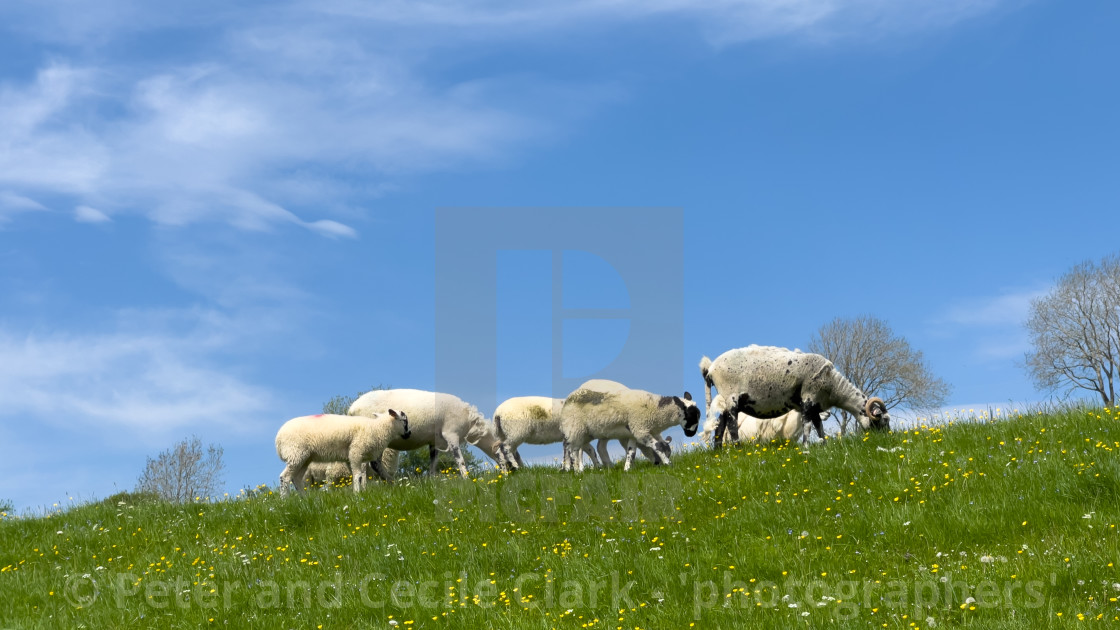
[349, 389, 509, 478]
[559, 382, 700, 472]
[492, 396, 605, 470]
[699, 345, 890, 450]
[701, 394, 831, 445]
[276, 410, 410, 495]
[305, 462, 362, 486]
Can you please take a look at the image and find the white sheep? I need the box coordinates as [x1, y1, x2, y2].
[275, 410, 410, 495]
[305, 462, 355, 486]
[492, 396, 607, 470]
[699, 345, 890, 449]
[559, 382, 700, 472]
[348, 388, 510, 478]
[701, 394, 831, 445]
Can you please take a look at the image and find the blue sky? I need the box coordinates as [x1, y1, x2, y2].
[2, 0, 1118, 511]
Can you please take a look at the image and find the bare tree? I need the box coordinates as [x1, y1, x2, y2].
[1025, 255, 1120, 406]
[808, 315, 951, 434]
[136, 436, 225, 502]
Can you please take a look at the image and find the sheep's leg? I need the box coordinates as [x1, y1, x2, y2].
[726, 413, 740, 444]
[623, 440, 638, 470]
[380, 449, 400, 481]
[713, 412, 730, 450]
[451, 444, 470, 478]
[288, 461, 309, 495]
[279, 466, 293, 497]
[513, 447, 526, 469]
[596, 439, 613, 467]
[350, 458, 367, 493]
[803, 403, 825, 440]
[584, 443, 602, 468]
[500, 443, 518, 472]
[427, 445, 441, 476]
[370, 458, 392, 482]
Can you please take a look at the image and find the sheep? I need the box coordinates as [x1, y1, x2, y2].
[275, 410, 410, 495]
[348, 388, 511, 478]
[559, 382, 700, 472]
[305, 462, 359, 486]
[700, 394, 831, 445]
[699, 345, 890, 450]
[492, 396, 606, 470]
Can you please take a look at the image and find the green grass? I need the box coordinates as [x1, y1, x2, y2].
[3, 407, 1120, 628]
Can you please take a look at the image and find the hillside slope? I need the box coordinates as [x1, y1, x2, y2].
[2, 407, 1119, 628]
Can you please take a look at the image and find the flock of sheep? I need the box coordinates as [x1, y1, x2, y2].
[275, 345, 893, 494]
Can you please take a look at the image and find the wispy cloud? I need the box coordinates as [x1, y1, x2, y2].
[932, 287, 1048, 361]
[940, 288, 1046, 327]
[0, 316, 274, 436]
[74, 204, 111, 223]
[0, 190, 47, 223]
[314, 0, 1012, 44]
[0, 0, 1019, 234]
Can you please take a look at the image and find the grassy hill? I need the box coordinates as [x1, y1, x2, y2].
[2, 406, 1119, 628]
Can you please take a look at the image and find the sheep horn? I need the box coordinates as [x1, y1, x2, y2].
[865, 397, 886, 418]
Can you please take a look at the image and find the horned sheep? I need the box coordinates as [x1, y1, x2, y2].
[559, 381, 700, 472]
[275, 410, 410, 495]
[699, 345, 890, 449]
[348, 388, 511, 478]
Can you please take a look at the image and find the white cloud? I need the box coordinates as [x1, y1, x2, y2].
[0, 320, 274, 436]
[0, 190, 47, 223]
[74, 204, 111, 223]
[932, 287, 1049, 363]
[940, 288, 1046, 327]
[313, 0, 1015, 44]
[0, 0, 1020, 234]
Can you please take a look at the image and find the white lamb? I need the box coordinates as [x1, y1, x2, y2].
[275, 410, 410, 495]
[701, 394, 831, 445]
[348, 388, 510, 478]
[559, 383, 700, 472]
[699, 345, 890, 449]
[304, 461, 374, 486]
[492, 396, 607, 470]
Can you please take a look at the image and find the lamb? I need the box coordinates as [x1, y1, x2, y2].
[348, 388, 511, 478]
[275, 410, 410, 495]
[492, 396, 606, 470]
[699, 345, 890, 450]
[305, 462, 359, 486]
[701, 394, 831, 445]
[559, 381, 700, 472]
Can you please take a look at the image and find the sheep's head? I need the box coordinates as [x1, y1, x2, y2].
[465, 412, 493, 445]
[680, 392, 700, 437]
[388, 409, 411, 440]
[858, 397, 890, 431]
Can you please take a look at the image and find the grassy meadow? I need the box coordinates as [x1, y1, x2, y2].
[2, 406, 1120, 628]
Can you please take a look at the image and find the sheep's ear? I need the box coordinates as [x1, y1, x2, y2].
[664, 436, 673, 443]
[388, 409, 399, 419]
[683, 391, 693, 401]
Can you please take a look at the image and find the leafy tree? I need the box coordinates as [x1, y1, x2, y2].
[136, 436, 224, 502]
[809, 315, 951, 434]
[1025, 254, 1120, 405]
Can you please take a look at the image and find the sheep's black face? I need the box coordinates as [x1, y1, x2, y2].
[653, 439, 673, 464]
[392, 411, 411, 440]
[683, 405, 700, 437]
